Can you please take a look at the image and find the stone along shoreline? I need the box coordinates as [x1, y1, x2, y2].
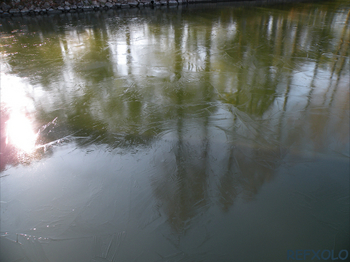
[0, 0, 214, 17]
[0, 0, 296, 17]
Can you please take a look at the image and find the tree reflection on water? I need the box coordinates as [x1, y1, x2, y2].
[0, 1, 349, 257]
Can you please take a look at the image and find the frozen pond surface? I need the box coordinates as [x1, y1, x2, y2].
[0, 1, 349, 261]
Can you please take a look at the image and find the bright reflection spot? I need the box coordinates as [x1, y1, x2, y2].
[6, 111, 38, 153]
[1, 70, 38, 154]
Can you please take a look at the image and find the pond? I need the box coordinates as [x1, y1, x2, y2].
[0, 1, 349, 261]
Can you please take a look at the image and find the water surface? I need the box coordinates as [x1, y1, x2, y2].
[1, 1, 349, 261]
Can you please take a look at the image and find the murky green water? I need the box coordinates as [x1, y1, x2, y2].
[1, 1, 349, 261]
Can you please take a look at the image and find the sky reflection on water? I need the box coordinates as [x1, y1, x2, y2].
[0, 1, 349, 261]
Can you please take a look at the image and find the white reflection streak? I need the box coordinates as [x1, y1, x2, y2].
[227, 22, 237, 39]
[182, 24, 189, 51]
[267, 16, 273, 41]
[59, 40, 66, 58]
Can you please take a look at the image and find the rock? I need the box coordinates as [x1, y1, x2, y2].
[1, 2, 11, 12]
[47, 8, 62, 13]
[71, 4, 77, 9]
[128, 1, 138, 7]
[83, 5, 93, 10]
[160, 0, 167, 5]
[64, 5, 71, 10]
[34, 7, 41, 13]
[9, 8, 20, 14]
[20, 7, 29, 13]
[65, 1, 70, 5]
[27, 4, 35, 10]
[105, 2, 113, 8]
[168, 0, 177, 4]
[91, 0, 98, 4]
[99, 0, 107, 3]
[57, 6, 65, 11]
[10, 9, 22, 16]
[42, 2, 51, 9]
[21, 8, 28, 14]
[120, 3, 129, 8]
[1, 12, 11, 17]
[71, 6, 78, 11]
[18, 5, 24, 10]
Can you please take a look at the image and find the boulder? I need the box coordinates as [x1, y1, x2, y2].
[47, 8, 62, 13]
[1, 2, 11, 12]
[120, 3, 129, 8]
[83, 5, 94, 10]
[42, 2, 51, 9]
[128, 1, 138, 7]
[1, 12, 11, 17]
[9, 9, 21, 16]
[9, 8, 20, 13]
[27, 4, 35, 10]
[20, 7, 29, 14]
